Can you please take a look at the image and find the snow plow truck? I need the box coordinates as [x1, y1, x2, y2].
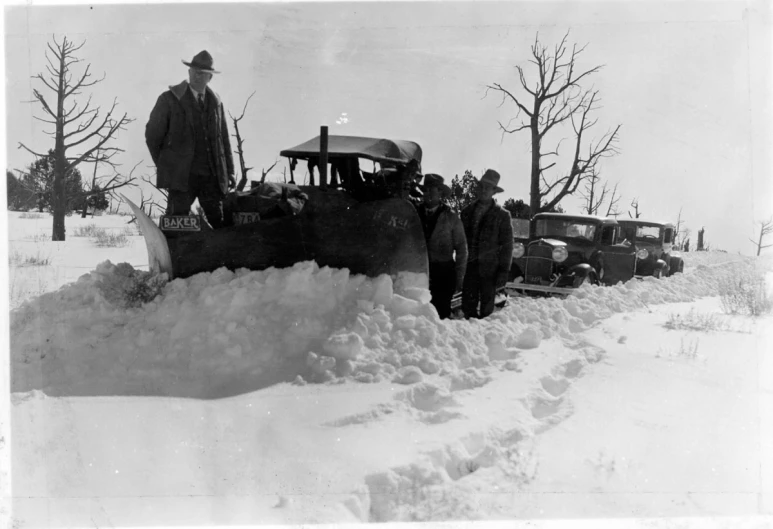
[128, 127, 429, 286]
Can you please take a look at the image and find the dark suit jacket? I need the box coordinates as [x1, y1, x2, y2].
[145, 81, 234, 193]
[461, 199, 513, 280]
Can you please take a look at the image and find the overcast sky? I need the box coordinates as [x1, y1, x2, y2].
[3, 0, 771, 254]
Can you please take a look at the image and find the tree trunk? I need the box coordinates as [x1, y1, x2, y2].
[51, 147, 67, 241]
[52, 153, 67, 240]
[586, 178, 595, 214]
[758, 231, 763, 256]
[529, 112, 541, 216]
[52, 42, 67, 241]
[81, 196, 88, 218]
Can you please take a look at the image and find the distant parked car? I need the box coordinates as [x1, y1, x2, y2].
[506, 213, 637, 296]
[617, 219, 684, 277]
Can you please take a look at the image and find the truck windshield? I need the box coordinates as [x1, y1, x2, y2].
[634, 225, 661, 239]
[535, 219, 596, 240]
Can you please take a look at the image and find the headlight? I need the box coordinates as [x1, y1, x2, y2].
[636, 248, 649, 260]
[512, 242, 525, 259]
[552, 247, 568, 263]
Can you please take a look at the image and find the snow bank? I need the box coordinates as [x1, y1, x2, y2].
[9, 253, 757, 398]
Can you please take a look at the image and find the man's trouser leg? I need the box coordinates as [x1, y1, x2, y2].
[429, 261, 455, 319]
[166, 190, 194, 216]
[195, 172, 225, 229]
[461, 262, 480, 319]
[478, 276, 497, 318]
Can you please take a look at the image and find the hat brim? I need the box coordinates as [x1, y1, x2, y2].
[420, 183, 452, 197]
[182, 60, 220, 74]
[476, 179, 504, 194]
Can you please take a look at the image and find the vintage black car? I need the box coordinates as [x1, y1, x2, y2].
[506, 213, 638, 296]
[617, 219, 684, 277]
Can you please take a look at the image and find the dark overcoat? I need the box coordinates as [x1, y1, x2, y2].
[145, 80, 234, 193]
[461, 200, 513, 280]
[419, 204, 468, 288]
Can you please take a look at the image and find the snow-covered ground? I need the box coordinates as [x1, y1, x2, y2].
[3, 211, 773, 528]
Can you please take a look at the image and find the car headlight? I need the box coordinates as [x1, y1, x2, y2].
[512, 242, 525, 259]
[636, 248, 649, 260]
[552, 247, 568, 263]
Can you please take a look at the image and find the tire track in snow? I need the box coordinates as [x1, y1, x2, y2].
[336, 337, 610, 521]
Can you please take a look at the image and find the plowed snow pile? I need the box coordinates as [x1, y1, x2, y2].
[10, 254, 753, 398]
[8, 249, 773, 526]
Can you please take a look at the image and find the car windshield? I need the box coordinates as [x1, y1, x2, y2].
[511, 218, 530, 239]
[633, 225, 661, 239]
[535, 219, 596, 240]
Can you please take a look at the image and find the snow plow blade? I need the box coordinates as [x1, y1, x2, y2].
[123, 195, 173, 277]
[132, 193, 428, 283]
[504, 281, 577, 296]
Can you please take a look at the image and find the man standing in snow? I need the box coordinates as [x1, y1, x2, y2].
[417, 174, 467, 319]
[460, 169, 513, 319]
[145, 50, 235, 228]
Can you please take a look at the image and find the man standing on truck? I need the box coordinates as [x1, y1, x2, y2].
[417, 174, 467, 319]
[460, 169, 513, 319]
[145, 50, 235, 228]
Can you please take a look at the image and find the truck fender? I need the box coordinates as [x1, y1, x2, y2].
[556, 263, 597, 287]
[654, 259, 668, 278]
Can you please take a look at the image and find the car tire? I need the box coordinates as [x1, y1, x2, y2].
[653, 268, 662, 279]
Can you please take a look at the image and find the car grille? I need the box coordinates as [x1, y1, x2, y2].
[523, 244, 553, 282]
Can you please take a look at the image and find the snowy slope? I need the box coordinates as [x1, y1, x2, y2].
[4, 212, 773, 527]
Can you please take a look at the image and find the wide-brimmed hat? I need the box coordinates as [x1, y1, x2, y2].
[477, 169, 504, 194]
[182, 50, 220, 74]
[420, 173, 451, 197]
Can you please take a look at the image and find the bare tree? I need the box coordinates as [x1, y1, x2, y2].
[259, 160, 280, 185]
[229, 91, 256, 192]
[80, 148, 101, 218]
[749, 218, 773, 256]
[126, 176, 168, 225]
[628, 197, 641, 218]
[697, 226, 706, 251]
[674, 208, 688, 249]
[579, 167, 614, 215]
[18, 35, 134, 240]
[604, 182, 622, 217]
[77, 158, 142, 218]
[487, 31, 621, 214]
[138, 174, 168, 212]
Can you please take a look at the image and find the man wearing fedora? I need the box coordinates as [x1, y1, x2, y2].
[417, 174, 468, 319]
[145, 50, 235, 228]
[460, 169, 513, 319]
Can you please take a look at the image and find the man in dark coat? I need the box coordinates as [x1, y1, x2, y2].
[417, 173, 467, 319]
[460, 169, 513, 319]
[145, 50, 235, 228]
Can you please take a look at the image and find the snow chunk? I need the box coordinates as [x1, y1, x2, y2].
[393, 366, 424, 385]
[390, 294, 421, 317]
[396, 381, 458, 412]
[450, 368, 493, 391]
[516, 326, 542, 349]
[323, 332, 364, 360]
[400, 286, 432, 305]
